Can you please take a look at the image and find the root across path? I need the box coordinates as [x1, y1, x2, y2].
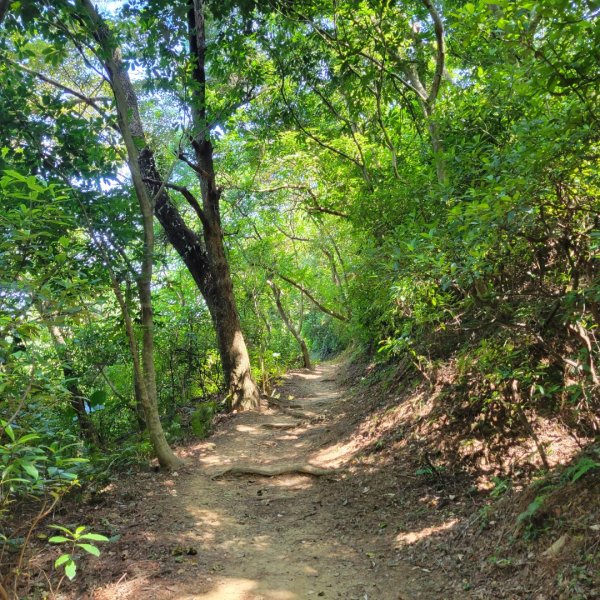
[90, 363, 451, 600]
[211, 463, 341, 479]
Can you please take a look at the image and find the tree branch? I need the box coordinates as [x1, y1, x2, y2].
[177, 150, 211, 179]
[277, 273, 348, 321]
[143, 178, 209, 230]
[279, 78, 367, 173]
[305, 203, 349, 219]
[422, 0, 445, 108]
[6, 57, 117, 128]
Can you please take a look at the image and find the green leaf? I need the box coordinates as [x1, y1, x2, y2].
[3, 424, 15, 442]
[60, 458, 88, 465]
[570, 457, 600, 483]
[49, 536, 70, 544]
[21, 462, 39, 480]
[15, 433, 40, 444]
[49, 525, 74, 534]
[54, 553, 71, 568]
[88, 390, 107, 407]
[78, 533, 109, 542]
[517, 495, 546, 524]
[77, 543, 100, 556]
[64, 559, 77, 580]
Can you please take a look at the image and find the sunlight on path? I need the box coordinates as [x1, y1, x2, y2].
[175, 577, 296, 600]
[164, 363, 374, 599]
[95, 363, 430, 600]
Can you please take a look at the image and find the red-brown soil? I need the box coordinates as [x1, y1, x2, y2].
[21, 360, 600, 599]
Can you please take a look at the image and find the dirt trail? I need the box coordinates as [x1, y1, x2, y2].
[92, 364, 448, 600]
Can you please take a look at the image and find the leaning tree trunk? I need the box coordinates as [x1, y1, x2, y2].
[267, 280, 313, 370]
[202, 235, 260, 409]
[126, 279, 147, 431]
[80, 0, 181, 469]
[186, 0, 260, 410]
[78, 0, 259, 411]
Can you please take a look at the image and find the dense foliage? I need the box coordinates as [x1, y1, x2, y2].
[0, 0, 598, 593]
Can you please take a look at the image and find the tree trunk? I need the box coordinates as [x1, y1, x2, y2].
[77, 0, 260, 411]
[80, 0, 181, 469]
[103, 254, 181, 468]
[431, 136, 446, 185]
[185, 0, 260, 410]
[204, 268, 260, 409]
[401, 1, 447, 186]
[42, 317, 98, 444]
[138, 117, 259, 412]
[132, 371, 147, 431]
[268, 281, 313, 370]
[0, 0, 12, 25]
[426, 112, 447, 186]
[126, 280, 147, 431]
[422, 0, 447, 185]
[111, 274, 181, 468]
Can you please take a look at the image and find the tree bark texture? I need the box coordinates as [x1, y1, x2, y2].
[79, 0, 259, 411]
[183, 0, 260, 410]
[80, 0, 182, 468]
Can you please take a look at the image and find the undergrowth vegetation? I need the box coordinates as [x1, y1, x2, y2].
[0, 0, 598, 596]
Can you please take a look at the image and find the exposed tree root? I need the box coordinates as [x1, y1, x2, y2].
[266, 397, 304, 410]
[261, 422, 299, 430]
[281, 409, 315, 419]
[212, 463, 341, 479]
[266, 398, 316, 420]
[282, 410, 328, 424]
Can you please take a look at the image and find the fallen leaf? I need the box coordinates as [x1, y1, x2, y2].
[542, 534, 569, 558]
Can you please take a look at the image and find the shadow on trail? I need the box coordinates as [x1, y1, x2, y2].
[77, 364, 469, 600]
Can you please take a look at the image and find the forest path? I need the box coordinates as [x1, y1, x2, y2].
[93, 363, 447, 600]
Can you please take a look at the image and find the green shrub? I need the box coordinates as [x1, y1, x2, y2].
[191, 402, 217, 438]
